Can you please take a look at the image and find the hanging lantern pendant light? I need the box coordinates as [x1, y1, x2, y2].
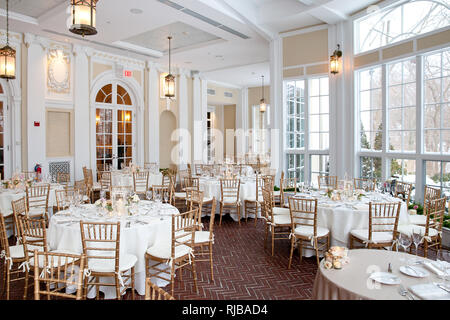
[330, 44, 342, 75]
[164, 36, 175, 98]
[259, 75, 266, 113]
[69, 0, 98, 37]
[0, 0, 16, 80]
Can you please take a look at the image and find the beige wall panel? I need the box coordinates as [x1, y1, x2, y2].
[92, 62, 112, 80]
[132, 70, 142, 86]
[159, 110, 177, 169]
[46, 110, 72, 157]
[417, 29, 450, 51]
[306, 63, 328, 75]
[382, 41, 413, 60]
[354, 51, 379, 68]
[283, 29, 328, 67]
[223, 105, 236, 159]
[207, 83, 240, 105]
[283, 68, 304, 78]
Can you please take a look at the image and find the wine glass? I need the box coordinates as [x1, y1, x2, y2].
[146, 190, 153, 201]
[163, 191, 169, 204]
[398, 233, 412, 258]
[411, 228, 423, 261]
[100, 190, 106, 201]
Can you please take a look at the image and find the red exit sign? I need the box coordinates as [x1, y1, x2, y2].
[123, 70, 132, 77]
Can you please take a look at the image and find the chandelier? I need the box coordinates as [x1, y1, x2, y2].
[69, 0, 98, 37]
[0, 0, 16, 80]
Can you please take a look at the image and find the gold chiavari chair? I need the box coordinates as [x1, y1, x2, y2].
[318, 175, 338, 190]
[22, 171, 36, 180]
[80, 221, 136, 300]
[261, 187, 291, 256]
[74, 180, 91, 204]
[288, 197, 330, 267]
[56, 172, 70, 186]
[191, 198, 217, 281]
[280, 177, 297, 207]
[408, 185, 441, 226]
[11, 197, 27, 240]
[162, 172, 172, 188]
[33, 250, 86, 300]
[179, 169, 192, 191]
[18, 216, 77, 299]
[99, 171, 112, 196]
[186, 189, 206, 230]
[349, 202, 401, 250]
[145, 278, 175, 300]
[145, 209, 199, 296]
[55, 189, 76, 212]
[393, 181, 412, 205]
[25, 184, 50, 222]
[353, 178, 376, 191]
[219, 178, 241, 226]
[0, 214, 26, 300]
[244, 175, 264, 226]
[133, 171, 149, 196]
[151, 185, 171, 204]
[83, 167, 98, 202]
[194, 164, 203, 176]
[398, 198, 446, 258]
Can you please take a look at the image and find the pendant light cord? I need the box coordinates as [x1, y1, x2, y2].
[261, 75, 264, 101]
[168, 36, 172, 75]
[6, 0, 9, 45]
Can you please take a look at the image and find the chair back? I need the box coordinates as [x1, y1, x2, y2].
[133, 171, 149, 194]
[424, 185, 441, 210]
[261, 187, 275, 223]
[394, 181, 412, 205]
[22, 171, 36, 180]
[424, 198, 446, 236]
[318, 175, 338, 190]
[187, 190, 204, 228]
[280, 177, 297, 204]
[99, 171, 112, 191]
[25, 184, 50, 212]
[288, 197, 317, 233]
[179, 170, 191, 189]
[145, 278, 175, 300]
[368, 202, 401, 242]
[55, 188, 77, 211]
[74, 180, 90, 202]
[353, 178, 376, 191]
[56, 172, 70, 186]
[184, 177, 200, 191]
[80, 222, 120, 275]
[0, 215, 11, 258]
[11, 197, 27, 237]
[255, 175, 264, 202]
[33, 250, 86, 300]
[17, 216, 48, 261]
[83, 167, 94, 188]
[194, 164, 203, 176]
[220, 178, 240, 203]
[171, 209, 197, 260]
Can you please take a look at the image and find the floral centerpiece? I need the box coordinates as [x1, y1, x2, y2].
[323, 246, 350, 270]
[2, 173, 34, 190]
[127, 194, 140, 206]
[95, 199, 114, 212]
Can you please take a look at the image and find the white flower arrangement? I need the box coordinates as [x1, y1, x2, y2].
[323, 246, 350, 270]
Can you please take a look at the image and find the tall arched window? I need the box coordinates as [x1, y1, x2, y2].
[95, 83, 135, 173]
[0, 84, 6, 179]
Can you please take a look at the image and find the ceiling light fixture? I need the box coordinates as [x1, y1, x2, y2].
[69, 0, 98, 37]
[260, 75, 266, 113]
[164, 36, 175, 99]
[330, 44, 342, 75]
[0, 0, 16, 80]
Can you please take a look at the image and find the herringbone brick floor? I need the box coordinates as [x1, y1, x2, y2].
[1, 215, 446, 300]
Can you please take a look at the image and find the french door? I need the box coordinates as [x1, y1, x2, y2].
[95, 83, 135, 173]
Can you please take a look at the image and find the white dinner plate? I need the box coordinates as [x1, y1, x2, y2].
[369, 272, 401, 285]
[399, 265, 430, 278]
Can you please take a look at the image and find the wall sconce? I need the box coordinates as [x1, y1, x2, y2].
[330, 44, 342, 75]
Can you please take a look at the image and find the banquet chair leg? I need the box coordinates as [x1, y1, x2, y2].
[314, 238, 320, 266]
[244, 202, 248, 222]
[209, 243, 214, 282]
[288, 237, 295, 269]
[264, 224, 268, 249]
[191, 257, 198, 294]
[219, 203, 223, 226]
[1, 262, 6, 298]
[96, 277, 100, 299]
[349, 236, 354, 249]
[131, 268, 135, 300]
[115, 275, 121, 300]
[424, 242, 428, 259]
[83, 274, 89, 299]
[299, 240, 303, 262]
[170, 263, 175, 297]
[327, 235, 330, 251]
[23, 270, 29, 300]
[271, 226, 275, 256]
[237, 205, 241, 226]
[255, 204, 259, 226]
[6, 267, 10, 300]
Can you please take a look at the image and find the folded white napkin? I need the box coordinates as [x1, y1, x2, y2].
[423, 260, 450, 277]
[409, 283, 450, 300]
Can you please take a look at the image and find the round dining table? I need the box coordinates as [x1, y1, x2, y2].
[48, 201, 178, 299]
[312, 249, 450, 300]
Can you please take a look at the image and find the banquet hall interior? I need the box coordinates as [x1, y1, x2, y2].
[0, 0, 449, 302]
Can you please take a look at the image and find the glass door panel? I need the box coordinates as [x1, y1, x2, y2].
[117, 110, 133, 169]
[96, 108, 113, 172]
[0, 101, 4, 179]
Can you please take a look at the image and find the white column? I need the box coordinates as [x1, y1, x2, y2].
[178, 68, 190, 169]
[236, 87, 248, 160]
[201, 78, 208, 164]
[270, 36, 283, 181]
[147, 62, 159, 164]
[192, 74, 203, 163]
[73, 45, 91, 180]
[24, 34, 46, 172]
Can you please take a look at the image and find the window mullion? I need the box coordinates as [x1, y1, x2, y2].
[382, 64, 388, 180]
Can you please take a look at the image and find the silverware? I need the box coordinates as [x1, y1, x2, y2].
[398, 284, 414, 300]
[406, 265, 419, 277]
[434, 283, 450, 294]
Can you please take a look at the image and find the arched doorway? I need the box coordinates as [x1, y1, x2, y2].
[94, 82, 135, 173]
[159, 110, 176, 169]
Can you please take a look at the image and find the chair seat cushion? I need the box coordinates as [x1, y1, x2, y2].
[202, 197, 214, 203]
[273, 191, 281, 196]
[174, 192, 186, 199]
[408, 214, 427, 226]
[28, 207, 46, 217]
[294, 225, 329, 238]
[87, 253, 137, 273]
[194, 231, 211, 244]
[146, 244, 192, 260]
[273, 207, 290, 215]
[272, 214, 291, 225]
[221, 197, 239, 204]
[244, 197, 262, 203]
[397, 224, 438, 237]
[9, 245, 25, 259]
[350, 229, 394, 243]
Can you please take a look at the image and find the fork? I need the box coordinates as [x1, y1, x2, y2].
[398, 285, 414, 300]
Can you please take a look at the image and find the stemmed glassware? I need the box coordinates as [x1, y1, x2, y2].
[146, 190, 153, 201]
[397, 233, 412, 261]
[411, 229, 423, 262]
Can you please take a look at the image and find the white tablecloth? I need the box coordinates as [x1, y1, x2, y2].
[288, 191, 410, 257]
[48, 201, 178, 299]
[0, 183, 64, 216]
[198, 177, 258, 221]
[110, 171, 163, 188]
